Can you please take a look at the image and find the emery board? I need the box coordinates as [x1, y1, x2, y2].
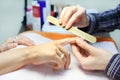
[47, 16, 97, 43]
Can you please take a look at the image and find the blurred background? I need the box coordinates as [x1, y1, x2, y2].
[0, 0, 120, 50]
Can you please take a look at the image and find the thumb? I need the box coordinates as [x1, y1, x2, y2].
[76, 38, 94, 51]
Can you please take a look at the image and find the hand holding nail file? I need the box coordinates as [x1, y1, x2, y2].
[47, 16, 97, 43]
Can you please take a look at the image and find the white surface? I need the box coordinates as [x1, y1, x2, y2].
[0, 32, 119, 80]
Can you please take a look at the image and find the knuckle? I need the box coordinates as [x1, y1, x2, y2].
[74, 13, 79, 18]
[63, 7, 70, 11]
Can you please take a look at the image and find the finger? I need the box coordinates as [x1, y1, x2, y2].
[71, 45, 85, 64]
[22, 40, 35, 46]
[66, 11, 82, 29]
[58, 45, 70, 70]
[76, 38, 94, 52]
[59, 7, 69, 27]
[71, 44, 84, 57]
[16, 36, 35, 46]
[23, 37, 35, 46]
[56, 49, 66, 67]
[22, 38, 35, 46]
[6, 38, 14, 43]
[58, 37, 77, 46]
[7, 43, 18, 50]
[17, 38, 35, 46]
[72, 41, 88, 57]
[62, 6, 77, 28]
[53, 55, 64, 70]
[56, 49, 64, 59]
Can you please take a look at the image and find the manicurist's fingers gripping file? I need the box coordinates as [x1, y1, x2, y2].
[47, 16, 97, 43]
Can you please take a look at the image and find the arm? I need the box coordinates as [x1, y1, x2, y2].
[0, 37, 76, 75]
[59, 4, 120, 33]
[87, 4, 120, 33]
[0, 47, 33, 75]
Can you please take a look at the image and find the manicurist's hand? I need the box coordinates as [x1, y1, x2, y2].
[71, 38, 113, 70]
[59, 5, 89, 29]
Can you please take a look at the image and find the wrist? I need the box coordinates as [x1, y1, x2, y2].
[102, 53, 113, 70]
[23, 46, 38, 64]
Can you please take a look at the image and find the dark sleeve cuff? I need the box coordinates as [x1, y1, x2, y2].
[105, 54, 120, 80]
[78, 13, 96, 34]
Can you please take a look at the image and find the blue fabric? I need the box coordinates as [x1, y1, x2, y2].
[87, 4, 120, 34]
[105, 54, 120, 80]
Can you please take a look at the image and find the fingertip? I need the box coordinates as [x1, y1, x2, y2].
[76, 38, 87, 48]
[64, 66, 68, 70]
[76, 39, 82, 44]
[65, 24, 70, 30]
[64, 53, 71, 70]
[64, 62, 69, 70]
[62, 23, 66, 28]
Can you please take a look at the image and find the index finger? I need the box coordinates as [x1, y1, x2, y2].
[58, 37, 77, 46]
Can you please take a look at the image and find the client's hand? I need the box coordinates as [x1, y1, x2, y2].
[0, 37, 76, 75]
[71, 38, 113, 70]
[0, 35, 35, 52]
[31, 38, 76, 70]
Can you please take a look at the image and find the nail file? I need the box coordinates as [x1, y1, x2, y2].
[47, 16, 97, 43]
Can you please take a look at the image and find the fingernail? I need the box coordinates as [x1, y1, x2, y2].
[59, 23, 62, 25]
[59, 21, 62, 25]
[65, 25, 70, 30]
[62, 26, 65, 28]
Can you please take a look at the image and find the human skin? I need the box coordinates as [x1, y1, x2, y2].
[59, 5, 89, 29]
[71, 38, 113, 70]
[0, 35, 35, 52]
[0, 37, 76, 75]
